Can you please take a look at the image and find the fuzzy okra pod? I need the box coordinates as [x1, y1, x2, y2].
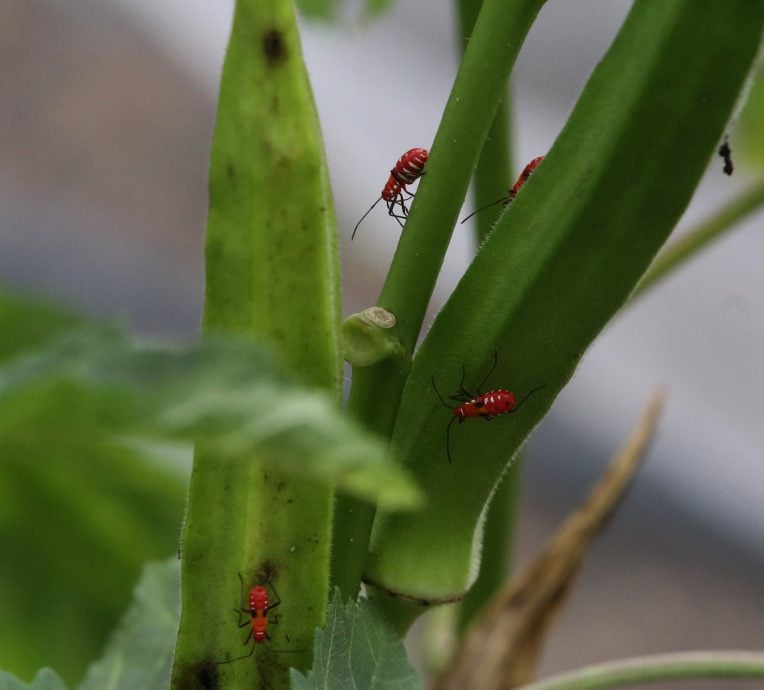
[171, 0, 341, 687]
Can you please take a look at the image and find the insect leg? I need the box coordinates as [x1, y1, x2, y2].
[509, 384, 546, 413]
[476, 351, 499, 394]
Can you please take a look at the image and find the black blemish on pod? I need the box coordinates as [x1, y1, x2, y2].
[263, 29, 287, 66]
[172, 660, 219, 690]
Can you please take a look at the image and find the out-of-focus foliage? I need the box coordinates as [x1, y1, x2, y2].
[0, 293, 186, 684]
[79, 560, 179, 690]
[295, 0, 393, 20]
[290, 590, 420, 690]
[0, 669, 68, 690]
[0, 311, 418, 508]
[0, 293, 417, 683]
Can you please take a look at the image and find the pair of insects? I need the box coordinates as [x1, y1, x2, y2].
[432, 353, 545, 463]
[352, 148, 543, 239]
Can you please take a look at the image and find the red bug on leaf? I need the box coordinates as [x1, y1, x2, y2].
[352, 147, 429, 240]
[432, 353, 545, 463]
[461, 156, 544, 224]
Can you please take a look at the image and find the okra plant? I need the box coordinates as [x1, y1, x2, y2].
[1, 0, 763, 689]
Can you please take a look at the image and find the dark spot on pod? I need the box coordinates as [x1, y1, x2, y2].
[258, 559, 280, 582]
[198, 664, 219, 690]
[226, 163, 235, 179]
[263, 29, 287, 66]
[172, 660, 219, 689]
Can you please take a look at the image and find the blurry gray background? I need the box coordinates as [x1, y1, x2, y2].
[2, 0, 762, 686]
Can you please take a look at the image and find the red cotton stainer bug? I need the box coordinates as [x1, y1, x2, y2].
[221, 574, 281, 663]
[432, 353, 545, 463]
[460, 155, 544, 224]
[351, 147, 429, 241]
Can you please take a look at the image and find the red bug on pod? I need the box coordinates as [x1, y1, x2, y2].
[218, 574, 281, 664]
[460, 155, 544, 224]
[351, 147, 429, 241]
[215, 574, 303, 666]
[432, 353, 545, 463]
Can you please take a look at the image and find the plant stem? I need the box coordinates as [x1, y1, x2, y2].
[517, 651, 764, 690]
[635, 177, 764, 297]
[331, 356, 411, 598]
[377, 0, 547, 343]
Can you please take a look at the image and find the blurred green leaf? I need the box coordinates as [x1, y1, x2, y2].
[737, 65, 764, 168]
[79, 560, 179, 690]
[364, 0, 394, 17]
[0, 300, 185, 684]
[0, 669, 68, 690]
[290, 590, 420, 690]
[0, 326, 418, 508]
[0, 291, 79, 362]
[294, 0, 394, 20]
[295, 0, 336, 19]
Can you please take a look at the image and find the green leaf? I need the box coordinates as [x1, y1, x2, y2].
[0, 298, 185, 685]
[364, 0, 394, 17]
[79, 560, 179, 690]
[289, 590, 420, 690]
[0, 326, 417, 509]
[293, 0, 394, 20]
[294, 0, 336, 20]
[0, 291, 79, 362]
[0, 669, 68, 690]
[365, 0, 764, 604]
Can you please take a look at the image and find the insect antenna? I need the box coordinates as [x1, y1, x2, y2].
[509, 383, 546, 413]
[351, 196, 384, 241]
[445, 416, 457, 464]
[460, 196, 508, 224]
[476, 351, 499, 394]
[431, 375, 453, 410]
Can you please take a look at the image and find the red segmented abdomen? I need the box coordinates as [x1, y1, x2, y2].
[391, 147, 429, 186]
[381, 175, 404, 202]
[454, 389, 517, 419]
[507, 155, 544, 201]
[249, 586, 269, 643]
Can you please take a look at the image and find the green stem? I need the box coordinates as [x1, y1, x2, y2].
[331, 357, 411, 599]
[378, 0, 546, 342]
[635, 177, 764, 297]
[518, 651, 764, 690]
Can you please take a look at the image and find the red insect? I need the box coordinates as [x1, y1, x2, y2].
[460, 155, 544, 224]
[432, 353, 545, 463]
[230, 575, 281, 659]
[351, 147, 429, 241]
